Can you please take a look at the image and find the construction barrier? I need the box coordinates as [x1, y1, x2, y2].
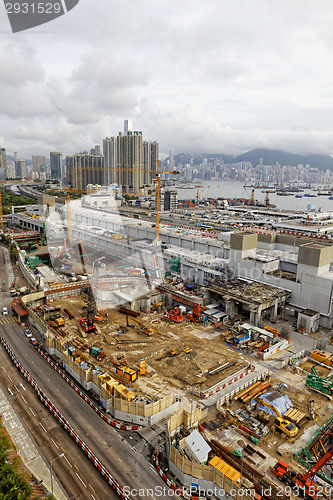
[198, 364, 256, 399]
[36, 346, 140, 431]
[0, 335, 132, 500]
[216, 370, 270, 407]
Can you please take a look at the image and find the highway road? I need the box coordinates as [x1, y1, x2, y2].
[0, 320, 168, 499]
[0, 246, 171, 500]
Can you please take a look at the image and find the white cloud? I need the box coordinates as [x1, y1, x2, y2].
[1, 0, 333, 157]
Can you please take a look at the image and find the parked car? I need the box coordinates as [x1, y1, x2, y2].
[2, 307, 8, 315]
[29, 337, 39, 346]
[24, 329, 33, 338]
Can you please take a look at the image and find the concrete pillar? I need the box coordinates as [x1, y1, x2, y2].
[270, 299, 279, 321]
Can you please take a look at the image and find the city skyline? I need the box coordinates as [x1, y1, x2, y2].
[1, 1, 333, 158]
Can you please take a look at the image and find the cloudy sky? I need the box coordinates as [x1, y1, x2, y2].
[1, 0, 333, 158]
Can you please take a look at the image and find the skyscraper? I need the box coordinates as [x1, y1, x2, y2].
[0, 148, 6, 169]
[16, 159, 27, 178]
[32, 155, 46, 179]
[103, 120, 158, 194]
[143, 141, 159, 185]
[50, 152, 62, 179]
[117, 128, 143, 194]
[66, 153, 104, 189]
[103, 137, 117, 185]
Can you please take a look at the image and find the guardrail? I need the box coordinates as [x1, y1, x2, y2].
[37, 346, 140, 431]
[0, 334, 131, 500]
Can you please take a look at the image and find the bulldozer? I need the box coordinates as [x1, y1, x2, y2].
[254, 398, 298, 438]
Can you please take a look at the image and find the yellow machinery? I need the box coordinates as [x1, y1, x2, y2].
[255, 398, 298, 438]
[140, 360, 146, 375]
[54, 317, 65, 326]
[125, 315, 154, 336]
[116, 365, 138, 382]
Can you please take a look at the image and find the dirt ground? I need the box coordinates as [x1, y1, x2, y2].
[37, 294, 244, 399]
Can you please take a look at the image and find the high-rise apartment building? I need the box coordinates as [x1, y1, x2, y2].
[103, 121, 158, 194]
[16, 159, 27, 178]
[32, 155, 46, 179]
[50, 152, 62, 179]
[143, 141, 159, 185]
[0, 148, 6, 169]
[103, 137, 117, 185]
[117, 125, 143, 194]
[66, 153, 104, 190]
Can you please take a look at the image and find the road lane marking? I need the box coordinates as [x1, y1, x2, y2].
[61, 447, 66, 452]
[51, 438, 59, 449]
[8, 387, 13, 395]
[118, 458, 122, 462]
[14, 385, 19, 392]
[21, 395, 27, 404]
[74, 464, 79, 471]
[63, 455, 72, 467]
[29, 408, 36, 417]
[91, 495, 96, 500]
[1, 366, 5, 371]
[39, 422, 47, 433]
[76, 473, 87, 488]
[20, 383, 26, 391]
[129, 436, 133, 439]
[89, 484, 95, 492]
[7, 374, 12, 381]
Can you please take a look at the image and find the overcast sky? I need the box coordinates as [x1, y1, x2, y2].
[1, 0, 333, 158]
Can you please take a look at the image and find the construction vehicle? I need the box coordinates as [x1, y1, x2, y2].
[162, 307, 183, 323]
[112, 354, 128, 367]
[125, 315, 155, 336]
[89, 346, 106, 360]
[186, 303, 206, 323]
[54, 317, 65, 327]
[305, 366, 333, 399]
[254, 398, 298, 438]
[116, 365, 138, 382]
[95, 307, 108, 322]
[271, 445, 333, 499]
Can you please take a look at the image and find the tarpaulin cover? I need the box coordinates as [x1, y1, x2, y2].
[252, 391, 292, 417]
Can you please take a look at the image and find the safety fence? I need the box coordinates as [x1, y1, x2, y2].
[37, 346, 140, 431]
[0, 334, 131, 500]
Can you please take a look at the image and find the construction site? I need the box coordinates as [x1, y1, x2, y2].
[2, 183, 333, 500]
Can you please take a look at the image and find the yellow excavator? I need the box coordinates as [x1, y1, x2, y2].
[125, 315, 155, 336]
[255, 398, 298, 438]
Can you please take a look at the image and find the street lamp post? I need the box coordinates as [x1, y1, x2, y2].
[50, 453, 64, 495]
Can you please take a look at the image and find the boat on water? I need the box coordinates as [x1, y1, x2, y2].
[329, 197, 333, 200]
[295, 194, 303, 198]
[304, 193, 317, 197]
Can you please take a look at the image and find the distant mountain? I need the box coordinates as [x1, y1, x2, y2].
[233, 149, 333, 171]
[171, 149, 333, 171]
